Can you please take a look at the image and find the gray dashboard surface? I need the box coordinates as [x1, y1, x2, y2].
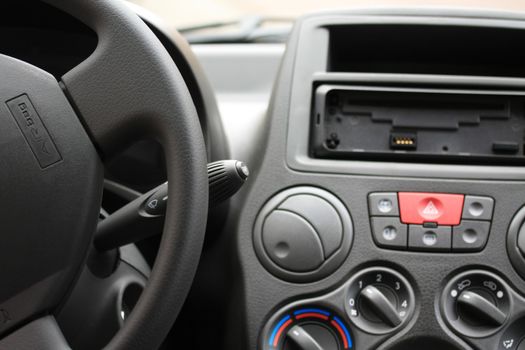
[192, 44, 284, 166]
[285, 11, 525, 180]
[217, 8, 525, 350]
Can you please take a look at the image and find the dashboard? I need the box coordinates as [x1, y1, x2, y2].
[232, 8, 525, 350]
[5, 3, 525, 350]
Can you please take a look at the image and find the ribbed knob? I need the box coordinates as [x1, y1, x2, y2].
[208, 160, 249, 207]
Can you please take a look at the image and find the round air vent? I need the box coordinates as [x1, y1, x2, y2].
[507, 206, 525, 280]
[253, 186, 353, 282]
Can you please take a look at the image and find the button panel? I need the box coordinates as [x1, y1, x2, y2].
[368, 192, 494, 253]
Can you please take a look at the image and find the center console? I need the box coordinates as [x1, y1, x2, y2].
[232, 8, 525, 350]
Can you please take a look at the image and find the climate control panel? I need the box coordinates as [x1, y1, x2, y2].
[261, 265, 525, 350]
[254, 186, 525, 349]
[261, 266, 416, 350]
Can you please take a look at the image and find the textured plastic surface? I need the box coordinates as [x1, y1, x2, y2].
[46, 0, 210, 347]
[0, 54, 103, 335]
[232, 9, 525, 350]
[253, 186, 353, 282]
[6, 94, 62, 168]
[130, 4, 229, 163]
[0, 0, 209, 348]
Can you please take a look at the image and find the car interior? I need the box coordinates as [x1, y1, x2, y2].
[3, 0, 525, 349]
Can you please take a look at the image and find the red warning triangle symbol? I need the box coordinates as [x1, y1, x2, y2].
[422, 201, 439, 216]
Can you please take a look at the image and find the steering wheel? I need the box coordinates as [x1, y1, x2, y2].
[0, 0, 208, 349]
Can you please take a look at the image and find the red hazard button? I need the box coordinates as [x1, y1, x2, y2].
[398, 192, 464, 225]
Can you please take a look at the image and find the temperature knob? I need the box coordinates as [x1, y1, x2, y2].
[285, 324, 337, 350]
[345, 267, 415, 334]
[263, 307, 353, 350]
[441, 270, 510, 338]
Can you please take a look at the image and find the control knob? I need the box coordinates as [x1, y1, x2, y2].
[441, 270, 509, 338]
[345, 267, 415, 334]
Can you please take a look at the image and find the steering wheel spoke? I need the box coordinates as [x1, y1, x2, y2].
[50, 0, 200, 159]
[0, 1, 208, 348]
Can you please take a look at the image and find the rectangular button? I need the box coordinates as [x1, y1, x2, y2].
[368, 193, 399, 216]
[371, 217, 407, 249]
[399, 192, 464, 225]
[452, 220, 490, 252]
[408, 225, 452, 251]
[462, 196, 494, 221]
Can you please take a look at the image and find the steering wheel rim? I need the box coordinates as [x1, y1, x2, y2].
[0, 0, 209, 349]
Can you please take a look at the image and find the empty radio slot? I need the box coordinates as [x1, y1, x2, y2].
[311, 85, 525, 165]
